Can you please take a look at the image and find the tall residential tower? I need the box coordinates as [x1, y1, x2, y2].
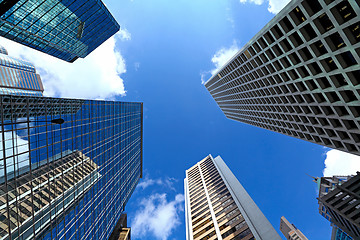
[0, 94, 143, 240]
[280, 216, 308, 240]
[184, 155, 280, 240]
[205, 0, 360, 156]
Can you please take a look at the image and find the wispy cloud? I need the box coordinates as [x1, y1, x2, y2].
[0, 32, 128, 100]
[239, 0, 291, 14]
[323, 149, 360, 177]
[118, 28, 131, 41]
[131, 193, 184, 240]
[201, 40, 239, 84]
[134, 62, 140, 71]
[210, 40, 239, 75]
[138, 177, 163, 190]
[240, 0, 264, 5]
[137, 176, 178, 191]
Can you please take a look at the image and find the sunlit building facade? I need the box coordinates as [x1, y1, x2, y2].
[184, 155, 280, 240]
[0, 0, 120, 62]
[280, 216, 308, 240]
[0, 94, 143, 240]
[205, 0, 360, 156]
[0, 44, 43, 96]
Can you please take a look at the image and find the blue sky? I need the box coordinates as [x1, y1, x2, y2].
[2, 0, 360, 239]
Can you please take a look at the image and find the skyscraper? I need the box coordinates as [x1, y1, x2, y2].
[0, 94, 143, 240]
[184, 155, 280, 240]
[205, 0, 360, 156]
[280, 216, 308, 240]
[316, 172, 360, 240]
[315, 175, 353, 223]
[0, 0, 120, 62]
[0, 44, 43, 96]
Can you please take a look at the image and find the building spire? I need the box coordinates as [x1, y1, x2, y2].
[305, 173, 318, 182]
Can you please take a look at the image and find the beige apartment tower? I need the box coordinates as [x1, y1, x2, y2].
[280, 216, 308, 240]
[184, 155, 280, 240]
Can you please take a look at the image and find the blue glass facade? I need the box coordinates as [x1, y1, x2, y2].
[0, 0, 120, 62]
[333, 227, 353, 240]
[0, 95, 143, 240]
[0, 45, 43, 96]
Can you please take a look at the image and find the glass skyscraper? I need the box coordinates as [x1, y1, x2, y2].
[0, 0, 120, 62]
[0, 94, 143, 240]
[0, 44, 43, 96]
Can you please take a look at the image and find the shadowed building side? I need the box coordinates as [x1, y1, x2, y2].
[316, 172, 360, 240]
[314, 174, 358, 239]
[108, 213, 131, 240]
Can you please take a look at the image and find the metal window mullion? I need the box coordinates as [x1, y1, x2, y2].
[11, 118, 21, 239]
[43, 97, 54, 240]
[58, 102, 67, 240]
[23, 97, 36, 240]
[1, 96, 12, 240]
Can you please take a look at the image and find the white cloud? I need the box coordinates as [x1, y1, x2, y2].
[240, 0, 264, 5]
[137, 176, 177, 191]
[0, 33, 128, 100]
[200, 41, 239, 84]
[239, 0, 290, 14]
[131, 193, 185, 240]
[118, 28, 131, 41]
[200, 72, 207, 84]
[268, 0, 291, 14]
[138, 177, 163, 190]
[323, 149, 360, 177]
[210, 41, 239, 76]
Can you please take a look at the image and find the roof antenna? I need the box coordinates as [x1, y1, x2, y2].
[305, 173, 318, 182]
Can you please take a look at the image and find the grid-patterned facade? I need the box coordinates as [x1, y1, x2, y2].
[0, 94, 143, 240]
[0, 45, 43, 96]
[318, 172, 360, 240]
[184, 155, 280, 240]
[0, 0, 120, 62]
[279, 216, 308, 240]
[205, 0, 360, 156]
